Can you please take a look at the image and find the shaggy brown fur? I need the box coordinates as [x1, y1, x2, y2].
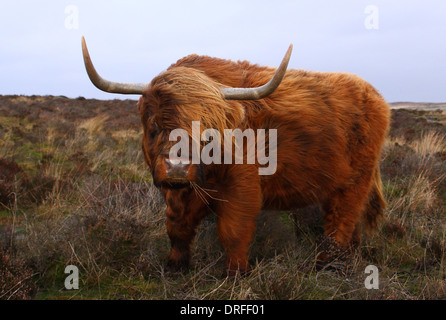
[138, 53, 390, 274]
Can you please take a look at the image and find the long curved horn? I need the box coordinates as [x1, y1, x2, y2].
[81, 36, 147, 94]
[221, 44, 293, 100]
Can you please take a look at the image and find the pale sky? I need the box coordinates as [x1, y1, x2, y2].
[0, 0, 445, 102]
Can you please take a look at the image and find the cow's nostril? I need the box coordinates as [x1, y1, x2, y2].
[164, 157, 172, 170]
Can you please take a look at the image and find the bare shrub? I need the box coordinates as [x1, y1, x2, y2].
[0, 158, 23, 206]
[21, 176, 167, 292]
[0, 249, 36, 300]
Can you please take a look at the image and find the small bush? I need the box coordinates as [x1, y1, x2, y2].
[0, 249, 36, 300]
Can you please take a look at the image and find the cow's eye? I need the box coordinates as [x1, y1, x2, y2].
[149, 123, 161, 140]
[150, 129, 158, 139]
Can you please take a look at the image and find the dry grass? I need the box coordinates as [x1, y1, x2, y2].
[412, 131, 446, 157]
[0, 95, 445, 300]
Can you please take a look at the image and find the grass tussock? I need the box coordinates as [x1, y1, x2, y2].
[0, 95, 445, 300]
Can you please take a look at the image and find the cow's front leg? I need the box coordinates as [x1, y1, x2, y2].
[215, 166, 262, 276]
[163, 188, 208, 273]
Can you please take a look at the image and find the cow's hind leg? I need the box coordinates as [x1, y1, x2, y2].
[319, 181, 372, 268]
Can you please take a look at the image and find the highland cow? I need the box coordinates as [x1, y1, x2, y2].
[81, 37, 390, 275]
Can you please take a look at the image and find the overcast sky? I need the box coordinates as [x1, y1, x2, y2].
[0, 0, 445, 102]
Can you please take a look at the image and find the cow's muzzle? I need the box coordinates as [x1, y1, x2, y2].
[164, 158, 190, 179]
[160, 158, 192, 189]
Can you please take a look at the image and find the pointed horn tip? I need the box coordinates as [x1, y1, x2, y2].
[81, 36, 88, 52]
[285, 44, 293, 60]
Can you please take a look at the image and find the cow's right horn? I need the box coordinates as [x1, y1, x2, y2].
[81, 37, 147, 95]
[221, 44, 293, 100]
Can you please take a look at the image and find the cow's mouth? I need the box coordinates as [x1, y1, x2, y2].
[161, 180, 190, 190]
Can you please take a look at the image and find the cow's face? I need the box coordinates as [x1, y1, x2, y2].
[138, 67, 245, 189]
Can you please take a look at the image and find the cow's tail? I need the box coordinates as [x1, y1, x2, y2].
[362, 166, 386, 233]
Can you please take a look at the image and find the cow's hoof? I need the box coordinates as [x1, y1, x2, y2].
[315, 236, 351, 273]
[164, 259, 189, 275]
[222, 266, 251, 279]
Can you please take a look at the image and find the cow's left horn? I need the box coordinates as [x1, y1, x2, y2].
[81, 37, 147, 94]
[221, 44, 293, 100]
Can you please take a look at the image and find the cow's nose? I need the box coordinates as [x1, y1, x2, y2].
[164, 158, 190, 178]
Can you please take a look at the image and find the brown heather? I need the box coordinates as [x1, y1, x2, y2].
[0, 95, 445, 299]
